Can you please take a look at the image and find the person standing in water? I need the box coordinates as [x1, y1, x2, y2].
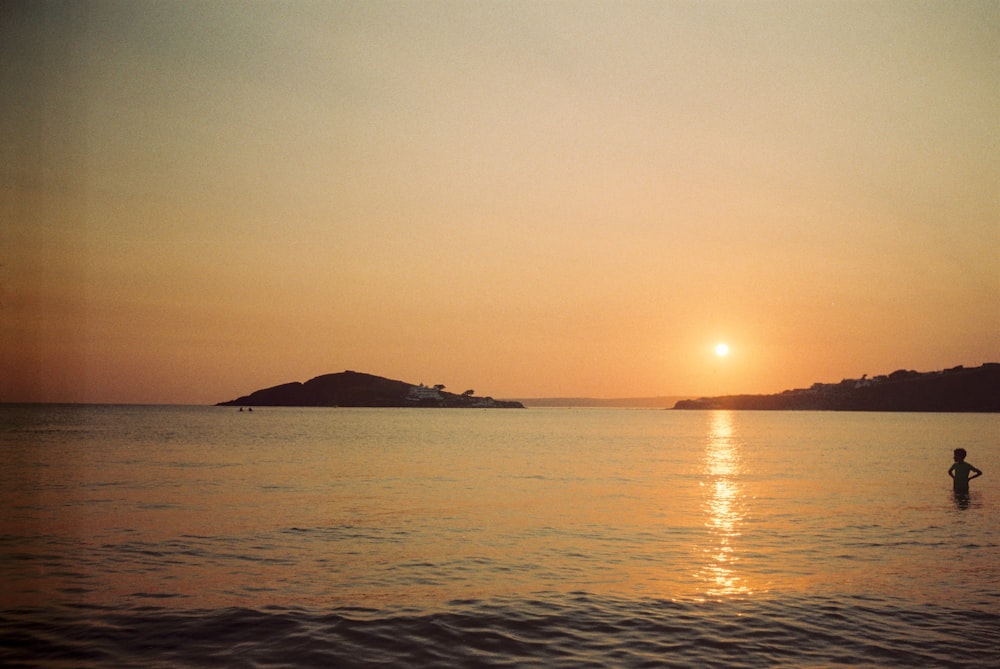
[948, 448, 983, 494]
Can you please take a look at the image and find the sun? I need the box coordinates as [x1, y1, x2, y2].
[715, 343, 730, 357]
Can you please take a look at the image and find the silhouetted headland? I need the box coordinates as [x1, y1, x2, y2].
[218, 371, 524, 408]
[673, 363, 1000, 412]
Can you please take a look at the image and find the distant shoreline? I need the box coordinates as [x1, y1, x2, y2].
[673, 363, 999, 412]
[513, 396, 691, 408]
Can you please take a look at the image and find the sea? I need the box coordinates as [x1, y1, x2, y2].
[1, 404, 998, 668]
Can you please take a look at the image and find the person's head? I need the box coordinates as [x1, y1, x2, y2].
[954, 448, 967, 462]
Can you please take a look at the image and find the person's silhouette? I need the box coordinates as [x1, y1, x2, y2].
[948, 448, 982, 495]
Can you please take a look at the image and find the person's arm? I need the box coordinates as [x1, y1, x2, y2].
[948, 464, 956, 479]
[970, 466, 983, 480]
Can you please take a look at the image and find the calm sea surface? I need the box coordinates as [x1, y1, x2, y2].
[1, 405, 998, 667]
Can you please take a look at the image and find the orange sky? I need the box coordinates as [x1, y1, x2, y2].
[2, 1, 998, 404]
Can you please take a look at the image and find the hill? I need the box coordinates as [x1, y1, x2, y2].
[673, 363, 999, 412]
[217, 371, 524, 408]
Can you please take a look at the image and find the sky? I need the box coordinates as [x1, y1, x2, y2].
[2, 0, 998, 405]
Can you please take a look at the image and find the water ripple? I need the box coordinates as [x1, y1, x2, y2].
[2, 593, 997, 668]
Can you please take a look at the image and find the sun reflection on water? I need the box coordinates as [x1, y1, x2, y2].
[697, 410, 751, 596]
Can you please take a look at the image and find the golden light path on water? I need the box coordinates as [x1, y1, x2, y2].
[697, 410, 751, 596]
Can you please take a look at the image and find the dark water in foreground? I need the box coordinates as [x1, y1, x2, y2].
[1, 406, 998, 667]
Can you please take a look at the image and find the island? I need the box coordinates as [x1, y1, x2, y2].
[217, 371, 524, 408]
[673, 363, 1000, 412]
